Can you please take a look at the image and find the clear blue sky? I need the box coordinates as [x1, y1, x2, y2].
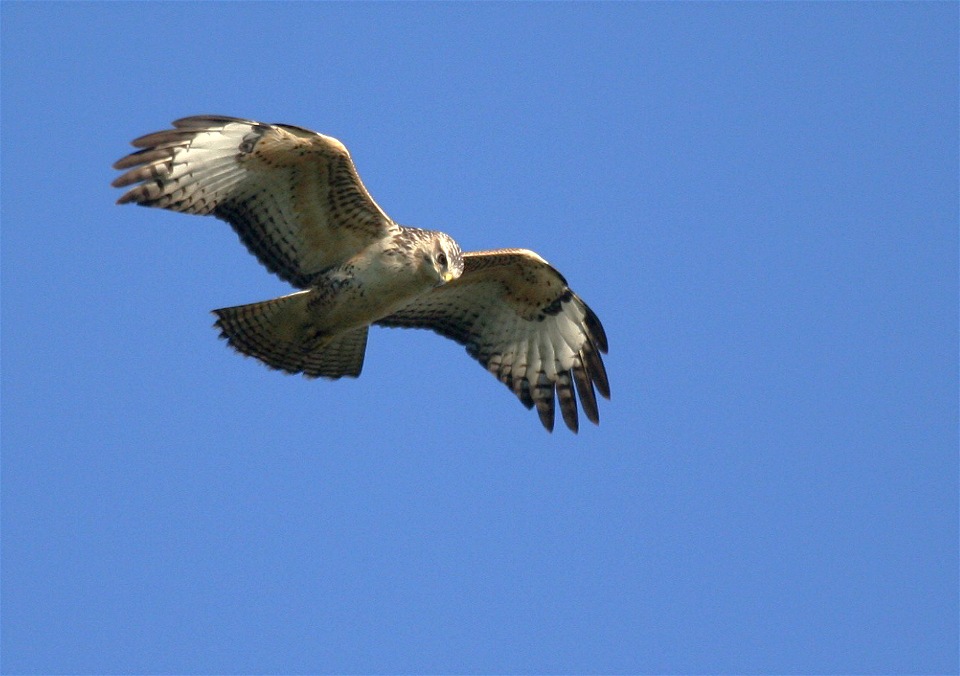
[2, 3, 957, 674]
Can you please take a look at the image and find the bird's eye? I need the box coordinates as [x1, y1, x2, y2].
[437, 252, 447, 267]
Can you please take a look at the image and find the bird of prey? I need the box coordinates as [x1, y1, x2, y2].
[112, 116, 609, 432]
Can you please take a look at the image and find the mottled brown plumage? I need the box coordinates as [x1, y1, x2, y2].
[113, 116, 609, 432]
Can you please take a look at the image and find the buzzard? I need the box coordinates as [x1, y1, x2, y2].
[112, 116, 609, 432]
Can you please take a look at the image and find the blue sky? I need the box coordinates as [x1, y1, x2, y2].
[2, 2, 957, 674]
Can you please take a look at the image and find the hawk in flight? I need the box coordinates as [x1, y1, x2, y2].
[112, 116, 609, 432]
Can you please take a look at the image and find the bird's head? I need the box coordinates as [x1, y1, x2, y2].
[428, 232, 464, 285]
[394, 227, 464, 286]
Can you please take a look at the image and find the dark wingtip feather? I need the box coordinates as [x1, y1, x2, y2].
[534, 374, 556, 432]
[538, 406, 555, 432]
[557, 372, 580, 433]
[112, 155, 138, 171]
[572, 363, 600, 425]
[584, 302, 608, 354]
[516, 379, 535, 410]
[129, 128, 186, 149]
[581, 345, 610, 400]
[172, 115, 251, 129]
[113, 147, 172, 171]
[111, 170, 137, 189]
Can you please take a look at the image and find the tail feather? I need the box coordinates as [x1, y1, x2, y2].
[212, 291, 368, 379]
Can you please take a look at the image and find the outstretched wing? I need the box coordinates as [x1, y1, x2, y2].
[112, 115, 398, 287]
[377, 249, 610, 432]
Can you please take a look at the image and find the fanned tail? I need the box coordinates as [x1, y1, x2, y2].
[212, 291, 368, 378]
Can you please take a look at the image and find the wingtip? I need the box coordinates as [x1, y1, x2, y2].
[584, 303, 609, 354]
[536, 402, 556, 433]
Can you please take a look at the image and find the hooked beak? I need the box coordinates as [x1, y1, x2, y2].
[442, 271, 455, 283]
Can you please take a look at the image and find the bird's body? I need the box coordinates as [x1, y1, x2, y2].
[295, 228, 462, 334]
[113, 116, 608, 432]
